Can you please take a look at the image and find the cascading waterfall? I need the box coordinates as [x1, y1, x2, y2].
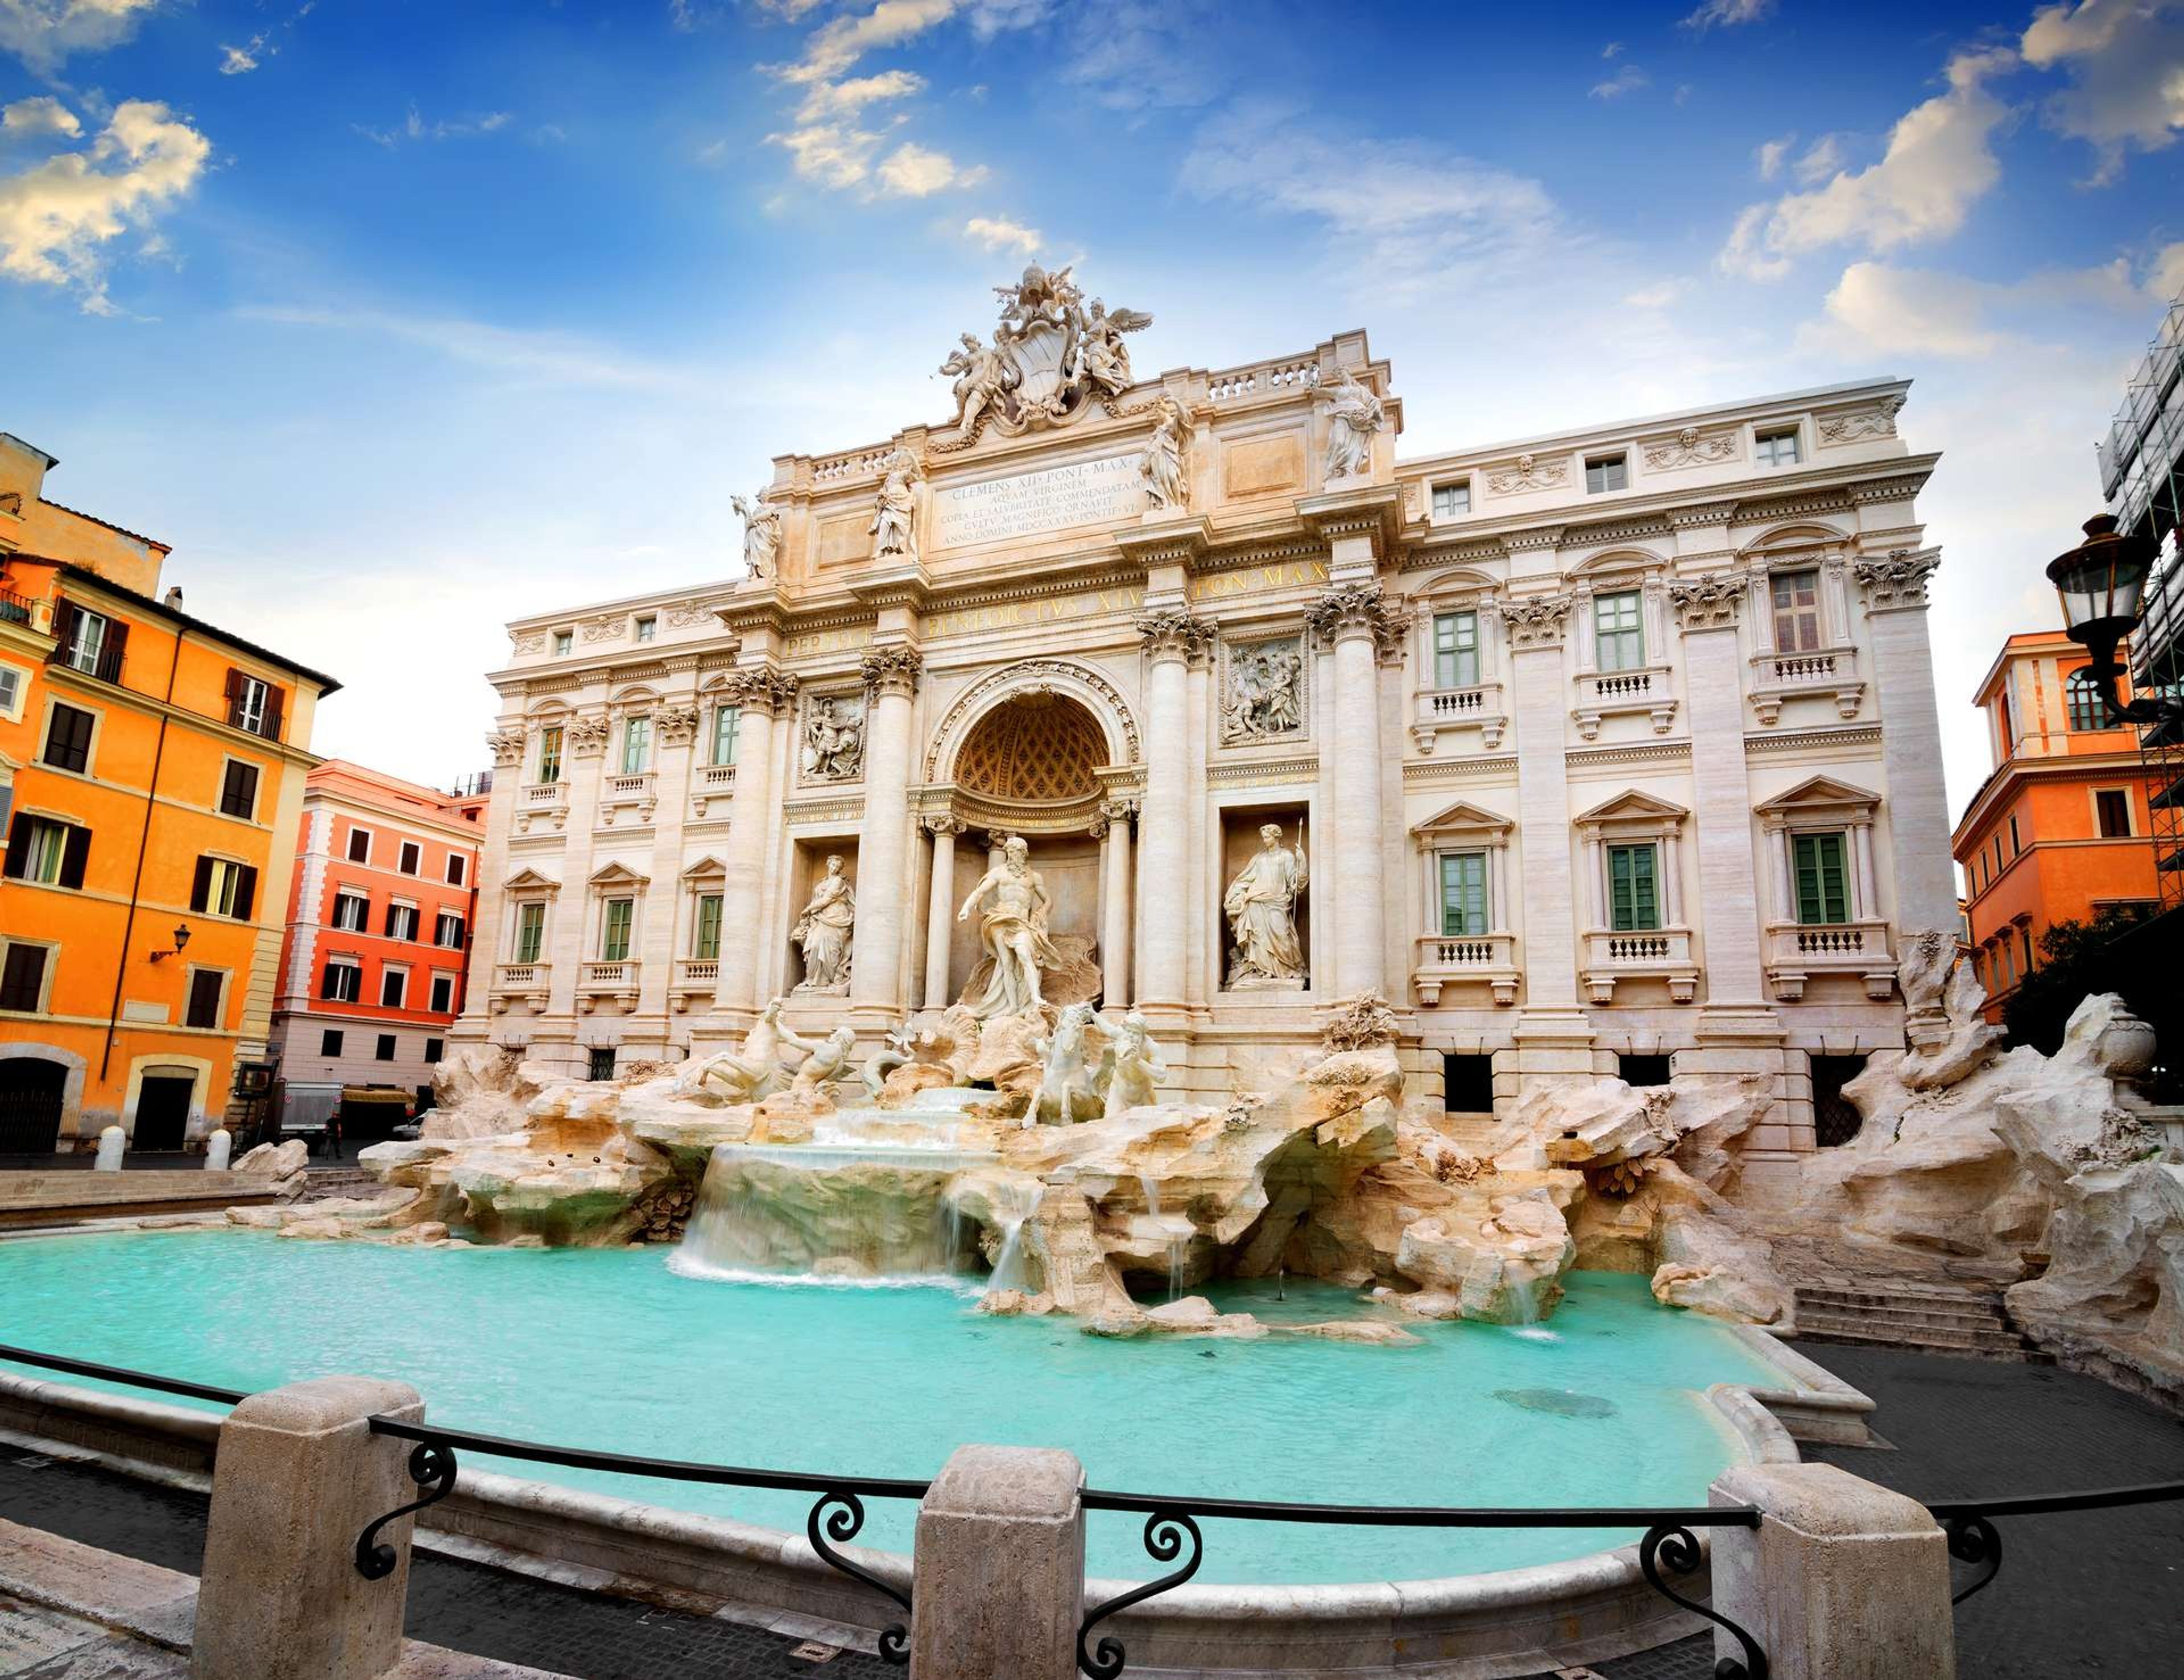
[974, 1173, 1045, 1294]
[1139, 1173, 1188, 1301]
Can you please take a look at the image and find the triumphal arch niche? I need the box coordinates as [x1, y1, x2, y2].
[479, 258, 1955, 1168]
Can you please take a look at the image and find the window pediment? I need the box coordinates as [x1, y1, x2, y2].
[1574, 789, 1689, 837]
[1412, 798, 1513, 842]
[503, 866, 562, 895]
[1756, 774, 1878, 822]
[680, 854, 727, 882]
[587, 860, 651, 889]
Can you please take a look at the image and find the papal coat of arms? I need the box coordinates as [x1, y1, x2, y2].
[938, 265, 1152, 445]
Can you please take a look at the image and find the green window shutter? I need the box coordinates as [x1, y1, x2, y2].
[1793, 833, 1850, 924]
[515, 903, 543, 964]
[1438, 853, 1486, 936]
[1608, 845, 1658, 931]
[696, 893, 723, 959]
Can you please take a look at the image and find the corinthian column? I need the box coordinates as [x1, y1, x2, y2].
[1307, 584, 1392, 998]
[922, 814, 961, 1010]
[850, 645, 923, 1015]
[1096, 797, 1135, 1008]
[712, 668, 796, 1017]
[1135, 610, 1209, 1008]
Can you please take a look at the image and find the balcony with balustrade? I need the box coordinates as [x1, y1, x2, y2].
[1748, 645, 1864, 726]
[577, 959, 641, 1012]
[515, 781, 568, 835]
[1764, 918, 1896, 1002]
[1580, 928, 1699, 1004]
[691, 762, 737, 818]
[597, 771, 656, 829]
[671, 958, 719, 1011]
[489, 962, 551, 1013]
[1571, 665, 1677, 739]
[1410, 933, 1519, 1006]
[1409, 681, 1508, 753]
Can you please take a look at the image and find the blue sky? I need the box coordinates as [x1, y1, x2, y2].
[4, 0, 2182, 817]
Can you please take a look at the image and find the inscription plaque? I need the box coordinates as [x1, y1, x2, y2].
[932, 453, 1143, 549]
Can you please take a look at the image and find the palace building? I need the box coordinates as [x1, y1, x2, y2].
[452, 272, 1956, 1199]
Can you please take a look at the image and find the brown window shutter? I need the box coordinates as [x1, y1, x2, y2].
[224, 668, 243, 727]
[97, 619, 129, 682]
[47, 601, 79, 664]
[4, 814, 32, 879]
[190, 855, 213, 913]
[58, 825, 90, 890]
[261, 685, 286, 740]
[234, 864, 258, 921]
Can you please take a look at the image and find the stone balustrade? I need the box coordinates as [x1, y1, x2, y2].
[597, 770, 656, 827]
[1410, 932, 1520, 1006]
[577, 959, 640, 1012]
[1748, 644, 1865, 725]
[1409, 680, 1508, 751]
[671, 957, 719, 1010]
[1572, 665, 1678, 738]
[489, 962, 551, 1013]
[690, 762, 737, 816]
[1581, 926, 1699, 1003]
[1764, 917, 1897, 1001]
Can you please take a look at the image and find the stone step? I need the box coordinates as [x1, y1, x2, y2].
[1796, 1315, 2032, 1353]
[1796, 1282, 2009, 1312]
[1794, 1326, 2054, 1364]
[1797, 1300, 2008, 1332]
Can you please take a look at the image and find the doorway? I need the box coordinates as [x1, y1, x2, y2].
[1442, 1053, 1494, 1115]
[133, 1074, 196, 1152]
[0, 1059, 67, 1153]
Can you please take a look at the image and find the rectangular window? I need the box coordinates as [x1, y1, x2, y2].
[1585, 453, 1628, 494]
[693, 893, 723, 959]
[2095, 789, 2132, 838]
[385, 903, 419, 941]
[428, 973, 456, 1013]
[553, 630, 573, 656]
[2008, 814, 2021, 856]
[445, 854, 467, 887]
[621, 717, 652, 775]
[380, 968, 408, 1008]
[346, 827, 371, 864]
[1755, 427, 1802, 467]
[434, 911, 465, 949]
[397, 840, 421, 875]
[1431, 481, 1471, 518]
[185, 969, 224, 1030]
[1432, 611, 1479, 689]
[1438, 852, 1488, 937]
[634, 615, 657, 643]
[375, 1033, 396, 1062]
[424, 1037, 445, 1065]
[1792, 831, 1851, 924]
[2066, 672, 2107, 731]
[228, 673, 271, 736]
[1607, 843, 1660, 932]
[5, 815, 89, 889]
[0, 944, 48, 1012]
[514, 902, 545, 964]
[536, 726, 564, 783]
[710, 706, 741, 768]
[57, 605, 112, 675]
[0, 666, 22, 718]
[588, 1046, 617, 1082]
[321, 961, 361, 1003]
[1594, 590, 1645, 672]
[219, 760, 259, 820]
[319, 1028, 344, 1057]
[1771, 570, 1821, 652]
[599, 897, 634, 961]
[332, 891, 370, 932]
[40, 702, 95, 773]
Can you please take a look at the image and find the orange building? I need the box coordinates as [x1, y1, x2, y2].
[1950, 629, 2162, 1022]
[271, 760, 483, 1129]
[0, 432, 337, 1153]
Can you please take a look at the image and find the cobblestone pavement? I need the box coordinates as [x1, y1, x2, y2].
[2, 1344, 2178, 1678]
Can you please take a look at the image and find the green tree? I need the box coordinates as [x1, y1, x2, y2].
[2000, 903, 2158, 1057]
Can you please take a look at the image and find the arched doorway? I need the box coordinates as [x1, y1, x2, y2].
[0, 1058, 67, 1154]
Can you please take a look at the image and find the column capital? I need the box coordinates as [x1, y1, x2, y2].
[565, 713, 611, 757]
[1136, 607, 1214, 662]
[1306, 581, 1399, 647]
[654, 704, 702, 747]
[1668, 570, 1748, 632]
[921, 812, 965, 838]
[861, 644, 925, 699]
[1099, 794, 1141, 824]
[1853, 548, 1942, 613]
[486, 729, 527, 768]
[721, 665, 801, 715]
[1490, 591, 1575, 651]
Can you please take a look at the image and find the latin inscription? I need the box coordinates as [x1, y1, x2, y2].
[1189, 557, 1330, 601]
[932, 453, 1143, 549]
[924, 583, 1146, 642]
[784, 624, 874, 657]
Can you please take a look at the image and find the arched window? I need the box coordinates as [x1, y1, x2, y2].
[2066, 668, 2109, 731]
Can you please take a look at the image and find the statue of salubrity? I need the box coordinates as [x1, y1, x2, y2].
[792, 854, 855, 993]
[1224, 821, 1309, 990]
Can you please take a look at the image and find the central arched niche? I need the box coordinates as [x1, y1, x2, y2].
[945, 690, 1110, 1004]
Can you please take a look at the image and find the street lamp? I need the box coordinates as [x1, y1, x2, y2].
[148, 923, 192, 964]
[2045, 514, 2182, 725]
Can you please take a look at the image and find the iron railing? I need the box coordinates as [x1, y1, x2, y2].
[1926, 1478, 2184, 1605]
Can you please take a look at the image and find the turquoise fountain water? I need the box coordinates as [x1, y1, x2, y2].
[0, 1228, 1790, 1584]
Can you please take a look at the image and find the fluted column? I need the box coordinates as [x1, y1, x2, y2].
[454, 727, 528, 1041]
[1097, 797, 1135, 1008]
[712, 669, 796, 1016]
[1308, 584, 1392, 998]
[1134, 610, 1209, 1008]
[922, 815, 961, 1011]
[638, 701, 701, 1024]
[547, 711, 611, 1021]
[851, 646, 923, 1014]
[1854, 551, 1954, 934]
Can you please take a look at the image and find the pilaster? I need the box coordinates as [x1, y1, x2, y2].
[850, 645, 924, 1021]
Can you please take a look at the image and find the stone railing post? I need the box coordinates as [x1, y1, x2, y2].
[910, 1445, 1085, 1680]
[1707, 1462, 1955, 1680]
[191, 1376, 427, 1680]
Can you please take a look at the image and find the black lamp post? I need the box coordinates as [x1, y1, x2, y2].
[2045, 515, 2182, 725]
[148, 923, 192, 964]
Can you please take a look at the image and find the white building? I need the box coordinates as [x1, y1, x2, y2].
[453, 279, 1955, 1201]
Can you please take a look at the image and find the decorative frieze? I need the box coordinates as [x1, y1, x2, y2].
[664, 597, 733, 628]
[1492, 593, 1574, 651]
[509, 630, 547, 656]
[1220, 633, 1307, 743]
[1817, 396, 1904, 445]
[1852, 549, 1942, 612]
[1207, 755, 1319, 788]
[578, 613, 624, 645]
[1484, 453, 1569, 495]
[800, 691, 867, 783]
[1643, 427, 1738, 470]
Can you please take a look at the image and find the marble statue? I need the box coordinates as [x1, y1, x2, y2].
[792, 854, 856, 992]
[1224, 822, 1309, 987]
[731, 493, 781, 582]
[1070, 300, 1152, 398]
[1029, 1002, 1103, 1127]
[957, 835, 1059, 1019]
[1222, 641, 1302, 740]
[1322, 367, 1385, 481]
[1139, 396, 1190, 511]
[861, 1020, 913, 1098]
[789, 1024, 861, 1097]
[870, 446, 921, 564]
[940, 266, 1155, 440]
[941, 332, 1016, 435]
[801, 696, 864, 781]
[1093, 1010, 1167, 1119]
[675, 996, 796, 1103]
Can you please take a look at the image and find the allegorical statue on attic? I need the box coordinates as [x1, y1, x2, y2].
[1323, 366, 1386, 481]
[940, 264, 1155, 442]
[1139, 395, 1191, 511]
[730, 492, 781, 582]
[870, 446, 921, 564]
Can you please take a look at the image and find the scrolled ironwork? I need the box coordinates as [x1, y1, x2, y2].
[806, 1490, 911, 1666]
[1940, 1512, 2002, 1604]
[1638, 1522, 1768, 1680]
[354, 1441, 458, 1580]
[1077, 1508, 1203, 1679]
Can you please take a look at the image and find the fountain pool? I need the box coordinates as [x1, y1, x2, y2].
[0, 1228, 1795, 1584]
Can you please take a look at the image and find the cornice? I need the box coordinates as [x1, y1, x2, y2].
[1743, 723, 1884, 756]
[1403, 754, 1519, 785]
[1565, 741, 1693, 771]
[1207, 754, 1320, 787]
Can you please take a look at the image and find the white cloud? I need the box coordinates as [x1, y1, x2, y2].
[1801, 262, 2009, 358]
[1623, 279, 1687, 309]
[2, 94, 81, 137]
[2020, 0, 2184, 183]
[1062, 0, 1220, 113]
[354, 107, 515, 148]
[796, 67, 926, 122]
[1681, 0, 1773, 30]
[2149, 239, 2184, 303]
[1591, 64, 1649, 100]
[876, 139, 982, 196]
[1755, 134, 1792, 179]
[768, 120, 881, 188]
[218, 35, 264, 75]
[772, 0, 961, 88]
[1602, 40, 1623, 59]
[1719, 45, 2016, 279]
[0, 98, 209, 313]
[963, 213, 1039, 255]
[1793, 133, 1847, 184]
[0, 0, 160, 73]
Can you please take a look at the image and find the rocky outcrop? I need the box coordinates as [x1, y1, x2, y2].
[1395, 1182, 1581, 1323]
[424, 1045, 548, 1141]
